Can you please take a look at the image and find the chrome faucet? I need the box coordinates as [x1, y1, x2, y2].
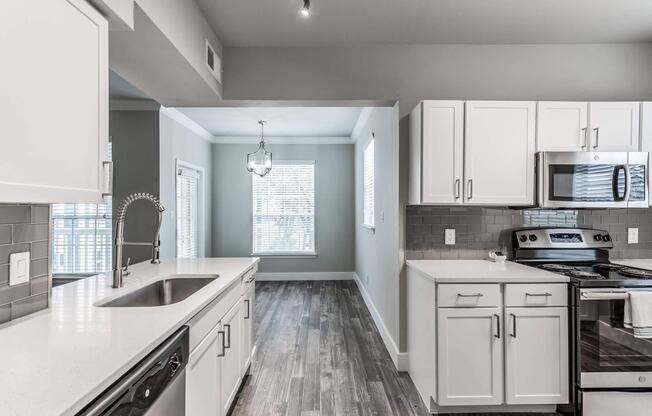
[113, 193, 165, 288]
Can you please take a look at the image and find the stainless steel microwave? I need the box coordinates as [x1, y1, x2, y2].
[537, 152, 649, 208]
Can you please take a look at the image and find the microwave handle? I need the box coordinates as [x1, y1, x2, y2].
[624, 164, 631, 202]
[612, 165, 628, 202]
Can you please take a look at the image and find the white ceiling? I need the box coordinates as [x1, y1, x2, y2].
[176, 107, 364, 142]
[196, 0, 652, 47]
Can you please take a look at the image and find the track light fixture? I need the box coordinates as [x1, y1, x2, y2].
[300, 0, 310, 17]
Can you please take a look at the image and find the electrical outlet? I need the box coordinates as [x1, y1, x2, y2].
[445, 229, 456, 245]
[9, 251, 30, 286]
[628, 227, 639, 244]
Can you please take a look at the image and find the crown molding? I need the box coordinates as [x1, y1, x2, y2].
[212, 136, 354, 145]
[160, 106, 214, 142]
[351, 107, 374, 142]
[110, 99, 160, 111]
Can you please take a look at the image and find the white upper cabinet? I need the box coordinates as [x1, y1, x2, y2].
[0, 0, 110, 203]
[588, 102, 640, 151]
[504, 307, 569, 405]
[409, 101, 465, 204]
[537, 102, 588, 151]
[464, 101, 536, 206]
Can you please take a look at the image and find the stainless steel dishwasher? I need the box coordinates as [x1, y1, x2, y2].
[78, 326, 189, 416]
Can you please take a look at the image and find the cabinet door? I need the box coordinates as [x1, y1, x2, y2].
[464, 101, 536, 205]
[220, 300, 243, 415]
[421, 101, 465, 204]
[537, 102, 588, 151]
[505, 307, 569, 405]
[0, 0, 109, 203]
[186, 325, 221, 416]
[437, 307, 503, 406]
[589, 102, 640, 151]
[241, 285, 255, 375]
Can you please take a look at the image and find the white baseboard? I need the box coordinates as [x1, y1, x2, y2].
[255, 272, 355, 281]
[353, 273, 408, 371]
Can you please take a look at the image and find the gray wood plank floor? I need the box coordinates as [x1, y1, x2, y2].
[229, 281, 561, 416]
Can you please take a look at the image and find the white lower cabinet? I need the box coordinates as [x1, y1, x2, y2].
[505, 307, 569, 405]
[220, 300, 243, 415]
[186, 270, 256, 416]
[186, 326, 221, 416]
[437, 307, 504, 406]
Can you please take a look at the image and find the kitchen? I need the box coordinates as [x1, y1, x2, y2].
[2, 1, 652, 416]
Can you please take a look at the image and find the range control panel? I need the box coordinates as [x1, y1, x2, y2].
[515, 228, 613, 249]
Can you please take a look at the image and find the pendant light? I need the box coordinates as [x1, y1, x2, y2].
[246, 120, 273, 177]
[300, 0, 311, 17]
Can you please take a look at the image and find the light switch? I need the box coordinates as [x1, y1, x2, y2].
[628, 228, 639, 244]
[9, 251, 30, 286]
[445, 229, 456, 245]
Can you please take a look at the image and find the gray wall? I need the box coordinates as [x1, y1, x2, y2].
[0, 205, 49, 325]
[353, 106, 401, 352]
[110, 110, 160, 264]
[159, 110, 213, 258]
[224, 44, 652, 115]
[211, 143, 355, 274]
[406, 207, 652, 261]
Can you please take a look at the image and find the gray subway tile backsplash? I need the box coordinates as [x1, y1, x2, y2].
[0, 204, 49, 325]
[406, 206, 652, 261]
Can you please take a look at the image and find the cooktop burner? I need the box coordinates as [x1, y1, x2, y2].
[567, 270, 606, 280]
[619, 268, 652, 279]
[538, 264, 576, 272]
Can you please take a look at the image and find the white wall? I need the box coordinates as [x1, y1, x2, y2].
[354, 105, 402, 364]
[211, 143, 355, 275]
[224, 44, 652, 115]
[159, 109, 213, 258]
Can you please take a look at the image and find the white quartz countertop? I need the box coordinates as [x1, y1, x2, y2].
[612, 259, 652, 270]
[406, 259, 570, 283]
[0, 257, 259, 416]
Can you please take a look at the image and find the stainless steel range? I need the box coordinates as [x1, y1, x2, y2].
[514, 227, 652, 416]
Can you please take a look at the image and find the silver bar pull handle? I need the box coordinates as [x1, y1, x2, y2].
[510, 313, 517, 338]
[224, 324, 231, 349]
[102, 161, 113, 197]
[494, 314, 501, 339]
[525, 292, 552, 297]
[217, 330, 226, 357]
[580, 127, 588, 148]
[592, 127, 599, 149]
[454, 179, 461, 199]
[244, 299, 250, 319]
[467, 179, 473, 200]
[457, 293, 484, 298]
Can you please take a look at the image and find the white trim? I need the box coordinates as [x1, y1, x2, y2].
[353, 273, 408, 371]
[351, 107, 374, 142]
[213, 136, 353, 145]
[255, 272, 355, 281]
[160, 106, 214, 142]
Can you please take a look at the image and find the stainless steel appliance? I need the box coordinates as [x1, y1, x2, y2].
[537, 151, 649, 208]
[514, 228, 652, 416]
[78, 326, 189, 415]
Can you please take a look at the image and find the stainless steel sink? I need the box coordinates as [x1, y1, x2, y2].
[99, 276, 217, 307]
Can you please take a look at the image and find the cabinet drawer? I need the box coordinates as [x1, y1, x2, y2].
[437, 284, 501, 307]
[505, 284, 567, 307]
[187, 281, 241, 351]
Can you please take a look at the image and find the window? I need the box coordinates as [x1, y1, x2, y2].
[176, 163, 202, 258]
[252, 162, 315, 255]
[363, 137, 375, 228]
[52, 143, 112, 274]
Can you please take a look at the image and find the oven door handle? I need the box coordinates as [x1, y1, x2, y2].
[581, 292, 629, 300]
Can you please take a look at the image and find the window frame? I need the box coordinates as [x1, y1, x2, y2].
[251, 160, 317, 257]
[362, 134, 375, 230]
[175, 159, 205, 259]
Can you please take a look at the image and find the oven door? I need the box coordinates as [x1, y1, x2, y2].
[578, 288, 652, 388]
[538, 152, 648, 208]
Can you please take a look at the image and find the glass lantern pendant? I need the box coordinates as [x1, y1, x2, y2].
[246, 120, 273, 177]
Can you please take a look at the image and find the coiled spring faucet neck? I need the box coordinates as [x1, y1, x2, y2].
[113, 193, 165, 288]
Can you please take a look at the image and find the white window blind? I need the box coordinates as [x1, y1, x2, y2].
[176, 165, 200, 258]
[252, 163, 315, 254]
[363, 138, 375, 228]
[52, 143, 112, 274]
